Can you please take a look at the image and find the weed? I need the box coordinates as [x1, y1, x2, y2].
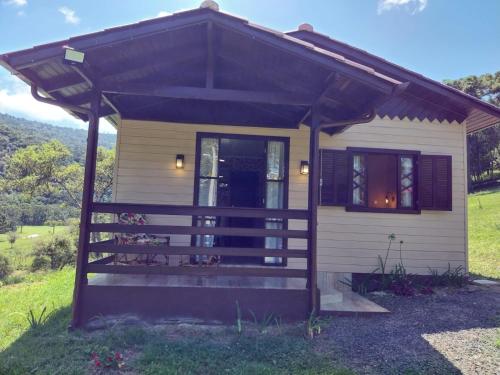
[306, 311, 322, 339]
[26, 306, 52, 330]
[249, 310, 275, 334]
[235, 300, 243, 335]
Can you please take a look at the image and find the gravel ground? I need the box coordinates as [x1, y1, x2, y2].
[320, 284, 500, 375]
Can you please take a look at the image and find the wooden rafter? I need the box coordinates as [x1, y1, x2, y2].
[100, 83, 314, 106]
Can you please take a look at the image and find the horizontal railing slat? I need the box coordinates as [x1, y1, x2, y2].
[92, 202, 309, 220]
[89, 242, 308, 258]
[87, 264, 307, 278]
[90, 223, 308, 239]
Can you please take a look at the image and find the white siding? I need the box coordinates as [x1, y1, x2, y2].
[113, 116, 467, 274]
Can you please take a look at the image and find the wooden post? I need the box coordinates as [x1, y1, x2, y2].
[71, 92, 101, 328]
[307, 106, 320, 314]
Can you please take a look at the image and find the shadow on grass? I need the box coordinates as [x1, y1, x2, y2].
[0, 306, 93, 375]
[0, 304, 354, 375]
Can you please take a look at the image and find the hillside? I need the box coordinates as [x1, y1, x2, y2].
[0, 113, 116, 174]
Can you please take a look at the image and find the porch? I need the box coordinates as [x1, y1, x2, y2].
[82, 202, 314, 323]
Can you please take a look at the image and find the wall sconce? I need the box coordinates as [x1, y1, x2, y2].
[176, 154, 185, 169]
[300, 160, 309, 175]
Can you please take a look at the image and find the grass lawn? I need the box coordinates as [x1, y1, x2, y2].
[0, 269, 351, 375]
[0, 225, 68, 270]
[468, 188, 500, 279]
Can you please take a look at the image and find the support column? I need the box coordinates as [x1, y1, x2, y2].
[71, 92, 101, 328]
[307, 106, 320, 314]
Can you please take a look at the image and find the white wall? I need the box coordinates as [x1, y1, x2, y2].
[113, 116, 467, 274]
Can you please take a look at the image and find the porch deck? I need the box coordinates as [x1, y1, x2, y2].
[86, 273, 388, 321]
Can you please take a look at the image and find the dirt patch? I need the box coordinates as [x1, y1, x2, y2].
[320, 285, 500, 374]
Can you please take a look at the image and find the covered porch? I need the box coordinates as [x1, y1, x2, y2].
[0, 3, 404, 326]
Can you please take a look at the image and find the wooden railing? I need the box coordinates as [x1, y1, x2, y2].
[86, 202, 311, 283]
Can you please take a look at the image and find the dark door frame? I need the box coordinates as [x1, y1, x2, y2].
[192, 132, 291, 265]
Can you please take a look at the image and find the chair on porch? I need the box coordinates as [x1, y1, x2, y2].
[114, 213, 170, 266]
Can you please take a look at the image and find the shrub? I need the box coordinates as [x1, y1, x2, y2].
[0, 254, 13, 280]
[31, 255, 51, 271]
[32, 234, 75, 270]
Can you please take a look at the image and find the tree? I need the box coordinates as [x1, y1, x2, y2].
[444, 72, 500, 189]
[1, 141, 115, 208]
[7, 231, 17, 249]
[0, 212, 15, 234]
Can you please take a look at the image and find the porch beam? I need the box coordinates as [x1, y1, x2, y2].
[100, 83, 313, 106]
[307, 105, 320, 314]
[71, 63, 120, 116]
[71, 92, 101, 328]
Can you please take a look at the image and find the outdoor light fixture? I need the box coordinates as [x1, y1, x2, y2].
[63, 46, 85, 65]
[176, 154, 185, 169]
[300, 160, 309, 175]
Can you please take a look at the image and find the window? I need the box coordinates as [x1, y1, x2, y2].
[320, 147, 452, 213]
[348, 149, 418, 212]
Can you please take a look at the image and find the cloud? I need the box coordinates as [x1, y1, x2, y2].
[0, 74, 116, 133]
[377, 0, 428, 14]
[157, 11, 171, 17]
[3, 0, 27, 6]
[58, 6, 80, 24]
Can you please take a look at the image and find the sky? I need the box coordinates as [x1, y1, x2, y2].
[0, 0, 499, 133]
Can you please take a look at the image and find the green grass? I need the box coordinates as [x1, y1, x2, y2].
[0, 225, 68, 270]
[468, 188, 500, 279]
[0, 267, 352, 374]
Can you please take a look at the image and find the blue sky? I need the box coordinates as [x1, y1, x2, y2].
[0, 0, 498, 133]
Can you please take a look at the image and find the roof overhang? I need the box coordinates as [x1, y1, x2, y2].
[0, 7, 405, 135]
[288, 29, 500, 134]
[2, 5, 496, 134]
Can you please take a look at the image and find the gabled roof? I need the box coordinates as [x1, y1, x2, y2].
[288, 29, 500, 133]
[0, 3, 498, 133]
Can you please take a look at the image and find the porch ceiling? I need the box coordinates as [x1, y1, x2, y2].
[0, 6, 403, 134]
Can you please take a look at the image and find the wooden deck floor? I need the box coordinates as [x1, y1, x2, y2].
[89, 273, 307, 289]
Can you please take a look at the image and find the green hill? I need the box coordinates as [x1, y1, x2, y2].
[0, 113, 116, 175]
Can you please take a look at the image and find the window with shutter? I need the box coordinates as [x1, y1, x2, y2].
[419, 155, 452, 211]
[320, 150, 348, 206]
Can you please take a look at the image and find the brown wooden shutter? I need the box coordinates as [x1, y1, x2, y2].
[419, 155, 452, 211]
[320, 150, 348, 206]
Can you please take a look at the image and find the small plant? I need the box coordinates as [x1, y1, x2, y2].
[235, 301, 243, 335]
[26, 306, 52, 329]
[306, 311, 321, 339]
[477, 198, 483, 209]
[390, 262, 415, 296]
[91, 349, 125, 370]
[7, 231, 17, 249]
[441, 264, 470, 287]
[249, 310, 275, 334]
[0, 254, 13, 280]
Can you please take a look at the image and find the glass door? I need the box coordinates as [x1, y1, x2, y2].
[194, 134, 288, 265]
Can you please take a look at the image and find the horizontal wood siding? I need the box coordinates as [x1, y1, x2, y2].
[317, 116, 466, 274]
[113, 116, 466, 274]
